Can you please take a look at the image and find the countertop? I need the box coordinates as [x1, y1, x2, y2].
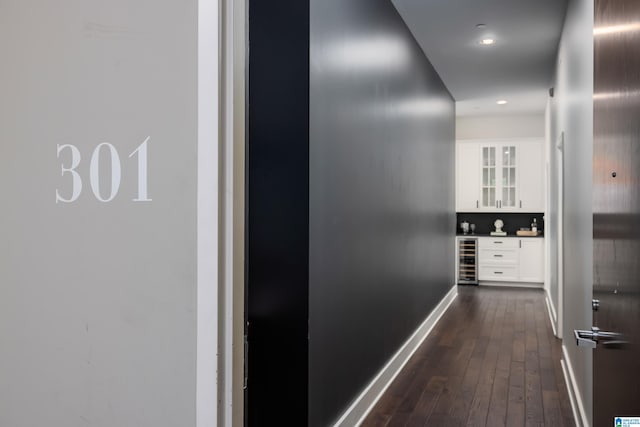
[456, 233, 544, 238]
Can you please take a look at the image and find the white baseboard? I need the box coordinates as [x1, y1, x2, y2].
[332, 285, 458, 427]
[544, 291, 558, 337]
[561, 344, 590, 427]
[479, 281, 544, 289]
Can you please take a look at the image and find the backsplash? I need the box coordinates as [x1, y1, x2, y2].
[456, 212, 544, 235]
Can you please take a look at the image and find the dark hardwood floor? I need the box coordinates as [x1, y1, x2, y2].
[362, 286, 575, 427]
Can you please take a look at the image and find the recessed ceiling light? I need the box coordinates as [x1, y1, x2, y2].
[496, 99, 508, 105]
[479, 38, 495, 46]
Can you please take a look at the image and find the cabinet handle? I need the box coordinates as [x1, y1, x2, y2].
[494, 254, 503, 257]
[494, 271, 503, 274]
[476, 200, 479, 208]
[519, 200, 522, 208]
[494, 241, 503, 244]
[519, 240, 522, 248]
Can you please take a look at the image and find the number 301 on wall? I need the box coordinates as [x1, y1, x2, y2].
[56, 137, 151, 203]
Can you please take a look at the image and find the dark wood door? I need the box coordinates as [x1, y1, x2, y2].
[593, 1, 640, 425]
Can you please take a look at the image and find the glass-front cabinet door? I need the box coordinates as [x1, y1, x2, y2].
[501, 145, 516, 207]
[481, 144, 517, 209]
[481, 146, 496, 208]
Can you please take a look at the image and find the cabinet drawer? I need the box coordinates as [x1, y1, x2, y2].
[479, 265, 518, 281]
[479, 238, 519, 250]
[479, 249, 518, 264]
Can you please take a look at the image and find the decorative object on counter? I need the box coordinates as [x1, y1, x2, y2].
[470, 223, 476, 234]
[514, 217, 541, 235]
[490, 218, 507, 236]
[516, 229, 539, 236]
[461, 221, 470, 235]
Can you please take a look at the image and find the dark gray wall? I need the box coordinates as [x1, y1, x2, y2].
[308, 1, 456, 425]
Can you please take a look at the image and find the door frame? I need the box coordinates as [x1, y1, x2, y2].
[545, 101, 564, 340]
[197, 0, 247, 425]
[556, 131, 564, 340]
[217, 0, 247, 425]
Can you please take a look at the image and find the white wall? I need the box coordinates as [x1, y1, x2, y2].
[456, 113, 545, 140]
[549, 0, 594, 425]
[0, 2, 216, 426]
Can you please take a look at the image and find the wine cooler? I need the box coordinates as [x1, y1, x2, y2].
[457, 237, 478, 284]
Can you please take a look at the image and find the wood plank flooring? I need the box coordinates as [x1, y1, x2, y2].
[362, 286, 575, 427]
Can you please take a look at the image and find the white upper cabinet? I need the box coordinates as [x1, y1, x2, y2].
[517, 140, 545, 212]
[455, 143, 481, 211]
[456, 139, 545, 212]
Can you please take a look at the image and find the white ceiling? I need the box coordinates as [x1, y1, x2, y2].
[391, 0, 568, 117]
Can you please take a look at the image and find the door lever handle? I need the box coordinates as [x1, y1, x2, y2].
[574, 329, 597, 348]
[574, 327, 627, 349]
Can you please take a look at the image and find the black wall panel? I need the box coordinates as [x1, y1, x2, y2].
[247, 1, 310, 424]
[308, 0, 456, 425]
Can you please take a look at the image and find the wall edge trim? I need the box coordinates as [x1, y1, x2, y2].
[332, 285, 458, 427]
[561, 344, 590, 427]
[196, 0, 219, 426]
[544, 291, 558, 337]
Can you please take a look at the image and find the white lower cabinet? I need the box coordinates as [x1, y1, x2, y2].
[518, 238, 545, 282]
[478, 237, 544, 283]
[479, 265, 519, 281]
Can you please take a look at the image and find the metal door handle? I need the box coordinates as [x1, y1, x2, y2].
[574, 327, 627, 349]
[575, 329, 596, 348]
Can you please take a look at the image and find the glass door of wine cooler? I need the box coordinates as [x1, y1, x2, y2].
[457, 238, 478, 285]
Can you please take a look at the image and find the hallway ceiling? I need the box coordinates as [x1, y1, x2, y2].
[391, 0, 568, 117]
